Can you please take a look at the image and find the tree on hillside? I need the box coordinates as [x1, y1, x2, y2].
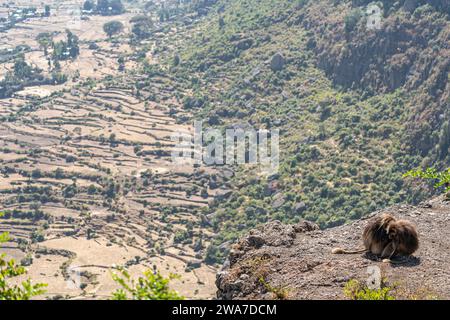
[52, 30, 80, 61]
[0, 213, 47, 300]
[66, 30, 80, 58]
[13, 57, 34, 79]
[344, 8, 362, 32]
[103, 20, 124, 38]
[130, 15, 153, 39]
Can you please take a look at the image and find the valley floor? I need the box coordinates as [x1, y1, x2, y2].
[0, 0, 220, 299]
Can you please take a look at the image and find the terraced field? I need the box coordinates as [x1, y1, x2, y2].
[0, 0, 223, 299]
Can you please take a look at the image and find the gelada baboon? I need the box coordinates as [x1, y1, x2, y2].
[332, 213, 419, 263]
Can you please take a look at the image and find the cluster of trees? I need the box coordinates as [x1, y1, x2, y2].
[103, 20, 124, 38]
[34, 30, 79, 84]
[0, 30, 74, 98]
[173, 229, 193, 245]
[51, 30, 80, 62]
[0, 208, 49, 221]
[44, 5, 51, 17]
[0, 55, 45, 98]
[344, 8, 363, 32]
[83, 0, 125, 16]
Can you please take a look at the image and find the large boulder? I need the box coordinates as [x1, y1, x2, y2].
[270, 52, 286, 71]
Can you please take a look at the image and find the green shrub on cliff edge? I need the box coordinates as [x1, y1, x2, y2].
[0, 213, 47, 300]
[344, 279, 395, 300]
[404, 168, 450, 196]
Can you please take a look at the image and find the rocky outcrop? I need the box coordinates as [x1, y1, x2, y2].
[216, 196, 450, 300]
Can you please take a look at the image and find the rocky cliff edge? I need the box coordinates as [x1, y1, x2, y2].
[216, 196, 450, 300]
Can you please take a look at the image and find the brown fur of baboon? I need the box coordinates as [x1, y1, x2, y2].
[332, 213, 419, 260]
[363, 213, 396, 256]
[383, 218, 419, 258]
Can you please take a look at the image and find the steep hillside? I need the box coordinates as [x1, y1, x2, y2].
[216, 196, 450, 300]
[164, 0, 450, 263]
[305, 0, 450, 159]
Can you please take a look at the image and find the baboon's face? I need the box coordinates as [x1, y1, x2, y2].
[387, 224, 398, 240]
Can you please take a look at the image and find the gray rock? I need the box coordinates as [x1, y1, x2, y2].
[272, 193, 286, 209]
[245, 235, 266, 248]
[215, 189, 232, 201]
[235, 39, 253, 51]
[270, 52, 285, 71]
